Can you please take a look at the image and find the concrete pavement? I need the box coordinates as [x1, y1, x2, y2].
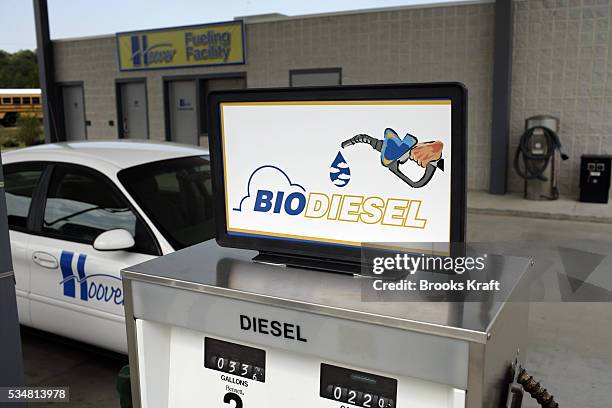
[469, 191, 612, 224]
[468, 213, 612, 408]
[21, 328, 126, 408]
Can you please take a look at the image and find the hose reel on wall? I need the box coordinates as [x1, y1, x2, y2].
[513, 115, 568, 200]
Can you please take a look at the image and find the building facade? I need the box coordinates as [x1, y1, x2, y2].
[50, 0, 612, 195]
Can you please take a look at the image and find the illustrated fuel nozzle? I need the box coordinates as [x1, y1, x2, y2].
[341, 128, 444, 188]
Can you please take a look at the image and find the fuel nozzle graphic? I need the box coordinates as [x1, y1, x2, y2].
[341, 128, 444, 188]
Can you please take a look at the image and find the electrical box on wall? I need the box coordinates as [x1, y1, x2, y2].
[580, 155, 611, 204]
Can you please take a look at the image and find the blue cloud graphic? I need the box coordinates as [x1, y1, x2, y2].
[233, 165, 306, 212]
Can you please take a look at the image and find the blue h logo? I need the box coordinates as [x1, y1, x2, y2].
[130, 34, 148, 66]
[60, 251, 88, 301]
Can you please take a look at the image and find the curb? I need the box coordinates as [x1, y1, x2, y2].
[467, 207, 612, 224]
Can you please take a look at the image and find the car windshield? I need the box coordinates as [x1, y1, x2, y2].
[118, 156, 214, 250]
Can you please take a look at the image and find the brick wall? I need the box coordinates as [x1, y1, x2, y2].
[53, 2, 495, 190]
[53, 36, 253, 143]
[509, 0, 612, 196]
[246, 3, 496, 191]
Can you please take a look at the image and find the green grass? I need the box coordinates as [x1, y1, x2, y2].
[0, 125, 44, 152]
[0, 126, 19, 139]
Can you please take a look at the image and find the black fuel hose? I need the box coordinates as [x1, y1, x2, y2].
[341, 134, 383, 152]
[517, 368, 559, 408]
[513, 126, 568, 181]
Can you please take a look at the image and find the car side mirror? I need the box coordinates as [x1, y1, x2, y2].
[93, 229, 135, 251]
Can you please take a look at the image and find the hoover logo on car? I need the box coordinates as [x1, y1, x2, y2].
[59, 251, 124, 305]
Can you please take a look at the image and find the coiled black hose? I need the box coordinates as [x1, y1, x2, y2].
[513, 126, 568, 181]
[517, 368, 559, 408]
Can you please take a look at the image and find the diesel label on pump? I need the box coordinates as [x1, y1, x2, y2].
[240, 314, 308, 342]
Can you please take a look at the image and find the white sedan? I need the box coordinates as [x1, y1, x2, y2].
[2, 140, 214, 353]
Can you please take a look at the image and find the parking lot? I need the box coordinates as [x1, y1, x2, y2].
[21, 328, 126, 408]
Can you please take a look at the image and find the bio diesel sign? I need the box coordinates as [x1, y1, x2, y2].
[220, 100, 453, 248]
[116, 21, 245, 71]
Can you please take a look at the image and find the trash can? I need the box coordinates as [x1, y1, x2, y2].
[116, 365, 132, 408]
[579, 155, 611, 203]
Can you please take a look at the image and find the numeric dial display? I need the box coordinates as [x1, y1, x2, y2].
[320, 364, 397, 407]
[204, 337, 266, 383]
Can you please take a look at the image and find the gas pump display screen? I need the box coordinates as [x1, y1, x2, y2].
[204, 337, 266, 382]
[320, 363, 397, 407]
[209, 84, 466, 261]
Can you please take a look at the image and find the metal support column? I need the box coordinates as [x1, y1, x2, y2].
[33, 0, 61, 143]
[0, 154, 26, 394]
[489, 0, 514, 194]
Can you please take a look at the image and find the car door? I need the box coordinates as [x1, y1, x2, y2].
[27, 163, 160, 353]
[3, 162, 47, 326]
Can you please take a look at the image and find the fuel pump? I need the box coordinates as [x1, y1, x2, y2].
[513, 115, 568, 200]
[341, 128, 444, 188]
[122, 85, 566, 408]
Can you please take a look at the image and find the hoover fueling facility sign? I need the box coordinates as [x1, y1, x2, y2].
[219, 100, 453, 247]
[116, 21, 245, 71]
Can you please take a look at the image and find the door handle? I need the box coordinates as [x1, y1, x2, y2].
[32, 251, 59, 269]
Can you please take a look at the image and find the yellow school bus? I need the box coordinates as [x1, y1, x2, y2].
[0, 89, 43, 127]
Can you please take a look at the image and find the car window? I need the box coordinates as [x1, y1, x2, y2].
[42, 165, 158, 255]
[4, 163, 45, 230]
[118, 156, 214, 250]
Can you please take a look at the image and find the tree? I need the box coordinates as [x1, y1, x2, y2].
[0, 50, 39, 88]
[16, 116, 44, 146]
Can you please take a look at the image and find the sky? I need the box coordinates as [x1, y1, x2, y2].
[0, 0, 459, 52]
